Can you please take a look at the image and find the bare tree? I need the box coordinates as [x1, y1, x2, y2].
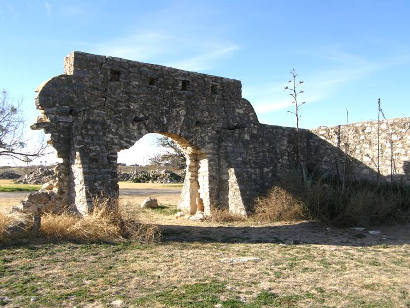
[0, 90, 46, 163]
[284, 68, 306, 167]
[149, 136, 186, 169]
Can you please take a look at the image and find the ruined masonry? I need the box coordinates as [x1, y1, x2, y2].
[28, 51, 409, 216]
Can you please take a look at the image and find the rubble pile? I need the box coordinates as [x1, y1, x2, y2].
[118, 169, 184, 183]
[16, 168, 55, 185]
[14, 167, 184, 185]
[0, 171, 21, 179]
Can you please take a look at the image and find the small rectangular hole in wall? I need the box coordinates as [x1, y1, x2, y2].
[148, 77, 157, 86]
[181, 80, 189, 91]
[109, 70, 121, 81]
[211, 83, 218, 94]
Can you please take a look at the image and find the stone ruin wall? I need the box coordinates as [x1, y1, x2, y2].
[23, 51, 409, 218]
[311, 118, 410, 185]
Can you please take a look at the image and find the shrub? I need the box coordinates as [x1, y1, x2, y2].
[306, 180, 410, 226]
[253, 171, 410, 226]
[253, 186, 307, 222]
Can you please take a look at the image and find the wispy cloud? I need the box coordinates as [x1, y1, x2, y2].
[250, 47, 410, 116]
[93, 2, 239, 71]
[96, 32, 171, 61]
[95, 31, 239, 71]
[168, 44, 239, 71]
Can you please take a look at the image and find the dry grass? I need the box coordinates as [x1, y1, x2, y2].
[0, 184, 409, 306]
[1, 236, 409, 307]
[205, 208, 246, 223]
[39, 197, 161, 244]
[0, 211, 14, 237]
[253, 186, 307, 223]
[251, 171, 410, 226]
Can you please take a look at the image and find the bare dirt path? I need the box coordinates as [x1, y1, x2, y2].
[0, 182, 181, 212]
[0, 188, 181, 201]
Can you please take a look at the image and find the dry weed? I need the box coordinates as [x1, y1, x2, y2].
[39, 197, 161, 243]
[0, 211, 14, 242]
[39, 213, 79, 240]
[253, 186, 307, 222]
[206, 208, 246, 223]
[0, 211, 13, 234]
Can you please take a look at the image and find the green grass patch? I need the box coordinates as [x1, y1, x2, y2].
[135, 281, 226, 307]
[150, 204, 179, 216]
[0, 183, 41, 192]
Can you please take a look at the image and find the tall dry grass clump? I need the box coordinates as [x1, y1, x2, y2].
[205, 208, 246, 223]
[252, 170, 410, 226]
[0, 211, 14, 235]
[306, 180, 410, 226]
[253, 186, 307, 222]
[0, 212, 14, 243]
[40, 196, 161, 243]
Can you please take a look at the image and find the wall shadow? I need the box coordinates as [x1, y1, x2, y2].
[230, 127, 409, 214]
[160, 222, 410, 247]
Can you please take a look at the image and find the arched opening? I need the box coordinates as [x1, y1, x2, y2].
[117, 132, 210, 216]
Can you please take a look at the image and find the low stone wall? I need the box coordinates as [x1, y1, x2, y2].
[311, 117, 410, 185]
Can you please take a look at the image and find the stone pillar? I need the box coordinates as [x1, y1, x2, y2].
[178, 154, 203, 215]
[228, 168, 247, 216]
[197, 154, 210, 215]
[71, 148, 118, 215]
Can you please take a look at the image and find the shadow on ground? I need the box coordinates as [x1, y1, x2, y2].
[160, 221, 410, 246]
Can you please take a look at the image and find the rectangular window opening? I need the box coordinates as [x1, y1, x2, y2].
[211, 84, 218, 94]
[109, 70, 121, 82]
[181, 80, 189, 91]
[148, 77, 157, 86]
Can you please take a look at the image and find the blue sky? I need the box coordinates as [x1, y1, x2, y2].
[1, 0, 409, 165]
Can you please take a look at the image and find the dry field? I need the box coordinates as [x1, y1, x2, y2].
[0, 182, 409, 307]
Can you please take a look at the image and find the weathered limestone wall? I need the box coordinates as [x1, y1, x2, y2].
[311, 118, 410, 184]
[33, 51, 260, 215]
[31, 51, 410, 217]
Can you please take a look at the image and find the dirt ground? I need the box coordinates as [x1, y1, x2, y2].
[1, 182, 409, 307]
[1, 181, 409, 247]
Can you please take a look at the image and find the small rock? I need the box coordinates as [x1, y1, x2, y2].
[368, 230, 381, 235]
[0, 296, 11, 305]
[111, 299, 123, 307]
[175, 211, 184, 218]
[220, 257, 261, 264]
[189, 211, 205, 221]
[214, 304, 222, 308]
[140, 197, 158, 209]
[31, 296, 37, 302]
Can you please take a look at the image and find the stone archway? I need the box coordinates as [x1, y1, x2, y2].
[31, 52, 392, 218]
[122, 132, 210, 216]
[33, 51, 259, 216]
